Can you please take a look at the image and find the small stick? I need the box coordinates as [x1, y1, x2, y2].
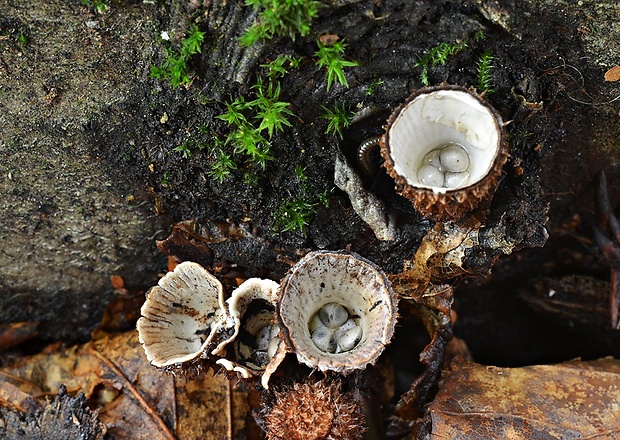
[87, 346, 176, 440]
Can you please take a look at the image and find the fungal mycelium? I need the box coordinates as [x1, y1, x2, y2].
[277, 250, 398, 374]
[380, 85, 509, 221]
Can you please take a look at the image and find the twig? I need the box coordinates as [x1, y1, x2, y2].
[227, 379, 233, 440]
[87, 345, 177, 440]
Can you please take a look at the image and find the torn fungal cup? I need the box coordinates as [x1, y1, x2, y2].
[137, 261, 232, 368]
[277, 250, 397, 374]
[216, 278, 285, 381]
[381, 85, 509, 221]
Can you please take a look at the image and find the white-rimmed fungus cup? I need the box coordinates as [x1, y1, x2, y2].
[215, 278, 286, 381]
[276, 250, 398, 374]
[137, 261, 287, 386]
[137, 261, 231, 368]
[381, 85, 509, 221]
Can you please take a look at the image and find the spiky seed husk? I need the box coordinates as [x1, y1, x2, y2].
[264, 380, 365, 440]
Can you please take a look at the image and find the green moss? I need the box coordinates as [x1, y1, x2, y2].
[251, 81, 295, 139]
[173, 140, 192, 158]
[160, 171, 172, 187]
[476, 49, 495, 94]
[81, 0, 111, 13]
[215, 58, 299, 174]
[240, 0, 323, 47]
[208, 148, 238, 183]
[274, 196, 316, 233]
[321, 102, 353, 139]
[273, 166, 333, 234]
[414, 40, 467, 86]
[151, 25, 205, 88]
[365, 77, 384, 96]
[315, 39, 359, 91]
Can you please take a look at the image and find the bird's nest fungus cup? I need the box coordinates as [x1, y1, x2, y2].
[277, 251, 398, 374]
[137, 261, 232, 369]
[215, 278, 284, 379]
[381, 85, 509, 221]
[137, 262, 284, 382]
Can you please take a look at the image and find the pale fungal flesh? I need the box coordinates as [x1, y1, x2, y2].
[388, 88, 498, 193]
[137, 262, 286, 385]
[277, 250, 398, 374]
[138, 252, 398, 385]
[137, 261, 229, 368]
[381, 85, 508, 221]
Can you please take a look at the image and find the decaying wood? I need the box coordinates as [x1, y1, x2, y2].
[0, 385, 106, 440]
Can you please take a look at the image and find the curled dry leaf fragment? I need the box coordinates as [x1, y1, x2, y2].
[604, 65, 620, 82]
[277, 250, 398, 374]
[389, 217, 485, 298]
[392, 284, 454, 420]
[0, 322, 39, 352]
[380, 85, 509, 221]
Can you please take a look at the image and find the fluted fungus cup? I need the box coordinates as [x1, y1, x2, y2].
[137, 261, 286, 385]
[276, 250, 398, 374]
[381, 85, 509, 221]
[215, 278, 286, 382]
[137, 261, 231, 369]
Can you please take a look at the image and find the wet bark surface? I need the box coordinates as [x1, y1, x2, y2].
[0, 0, 170, 342]
[0, 0, 619, 437]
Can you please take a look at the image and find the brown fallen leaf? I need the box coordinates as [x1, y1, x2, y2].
[391, 217, 485, 298]
[604, 65, 620, 82]
[0, 331, 257, 440]
[391, 284, 454, 421]
[156, 219, 215, 269]
[0, 322, 39, 352]
[427, 358, 620, 439]
[110, 274, 126, 290]
[319, 34, 340, 46]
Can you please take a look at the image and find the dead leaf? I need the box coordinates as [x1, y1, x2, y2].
[0, 331, 257, 439]
[175, 375, 257, 440]
[390, 218, 483, 298]
[428, 358, 620, 438]
[319, 34, 339, 46]
[392, 284, 454, 420]
[604, 65, 620, 82]
[110, 275, 125, 290]
[0, 322, 38, 352]
[96, 292, 144, 334]
[156, 220, 214, 269]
